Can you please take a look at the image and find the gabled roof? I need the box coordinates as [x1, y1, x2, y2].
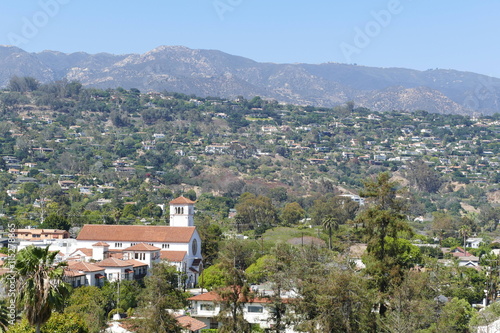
[123, 243, 160, 251]
[77, 225, 195, 243]
[67, 261, 104, 273]
[160, 251, 186, 262]
[97, 257, 133, 268]
[92, 242, 110, 247]
[169, 196, 195, 205]
[125, 259, 148, 267]
[70, 248, 93, 257]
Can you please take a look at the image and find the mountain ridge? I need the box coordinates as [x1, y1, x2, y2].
[1, 45, 500, 115]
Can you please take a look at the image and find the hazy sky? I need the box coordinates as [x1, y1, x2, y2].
[2, 1, 499, 77]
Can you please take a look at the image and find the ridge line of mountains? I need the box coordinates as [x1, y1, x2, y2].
[1, 44, 500, 115]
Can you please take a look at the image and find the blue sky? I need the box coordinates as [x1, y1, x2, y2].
[2, 1, 499, 78]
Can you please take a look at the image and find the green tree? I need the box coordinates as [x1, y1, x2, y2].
[458, 225, 471, 249]
[280, 202, 305, 226]
[199, 264, 227, 290]
[135, 262, 187, 333]
[234, 193, 278, 234]
[404, 159, 443, 193]
[215, 259, 252, 333]
[245, 255, 273, 284]
[64, 286, 106, 333]
[7, 313, 88, 333]
[310, 195, 359, 226]
[356, 173, 416, 317]
[41, 214, 71, 231]
[10, 246, 69, 333]
[195, 215, 223, 267]
[321, 215, 339, 250]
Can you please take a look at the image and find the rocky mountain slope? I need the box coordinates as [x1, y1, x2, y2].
[1, 45, 500, 114]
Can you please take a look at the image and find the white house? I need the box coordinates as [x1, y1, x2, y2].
[466, 238, 483, 249]
[188, 290, 296, 332]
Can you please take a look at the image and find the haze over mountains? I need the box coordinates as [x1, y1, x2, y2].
[1, 44, 500, 115]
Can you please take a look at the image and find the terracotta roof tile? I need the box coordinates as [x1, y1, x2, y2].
[175, 314, 207, 331]
[123, 243, 160, 251]
[77, 225, 195, 243]
[125, 259, 148, 267]
[92, 242, 110, 247]
[64, 269, 86, 277]
[68, 261, 104, 272]
[169, 196, 195, 205]
[160, 251, 186, 262]
[187, 290, 272, 303]
[97, 257, 133, 268]
[70, 248, 93, 257]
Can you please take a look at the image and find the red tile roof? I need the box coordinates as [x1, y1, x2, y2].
[97, 257, 133, 268]
[92, 242, 110, 247]
[188, 290, 272, 304]
[68, 261, 104, 273]
[169, 196, 195, 205]
[125, 259, 148, 267]
[77, 225, 195, 243]
[71, 248, 93, 257]
[64, 269, 86, 277]
[160, 251, 186, 262]
[123, 243, 160, 251]
[175, 314, 207, 331]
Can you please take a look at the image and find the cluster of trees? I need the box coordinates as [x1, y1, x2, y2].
[196, 174, 491, 332]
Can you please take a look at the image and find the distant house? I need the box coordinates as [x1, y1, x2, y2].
[205, 145, 229, 154]
[14, 229, 69, 241]
[465, 238, 483, 248]
[58, 180, 76, 189]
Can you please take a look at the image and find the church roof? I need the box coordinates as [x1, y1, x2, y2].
[77, 225, 195, 243]
[169, 196, 195, 205]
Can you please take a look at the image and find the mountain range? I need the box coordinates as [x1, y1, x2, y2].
[1, 44, 500, 115]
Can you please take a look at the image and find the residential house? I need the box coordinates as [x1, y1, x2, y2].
[188, 289, 295, 332]
[14, 229, 69, 241]
[465, 238, 483, 249]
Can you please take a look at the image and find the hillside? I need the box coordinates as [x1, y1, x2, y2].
[1, 80, 500, 237]
[1, 45, 500, 114]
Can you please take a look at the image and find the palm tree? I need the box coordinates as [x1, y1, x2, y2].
[322, 215, 339, 250]
[11, 245, 69, 333]
[458, 225, 471, 249]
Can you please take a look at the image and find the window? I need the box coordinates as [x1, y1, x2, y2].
[162, 244, 169, 249]
[115, 243, 122, 248]
[200, 303, 215, 311]
[247, 306, 263, 313]
[192, 239, 198, 255]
